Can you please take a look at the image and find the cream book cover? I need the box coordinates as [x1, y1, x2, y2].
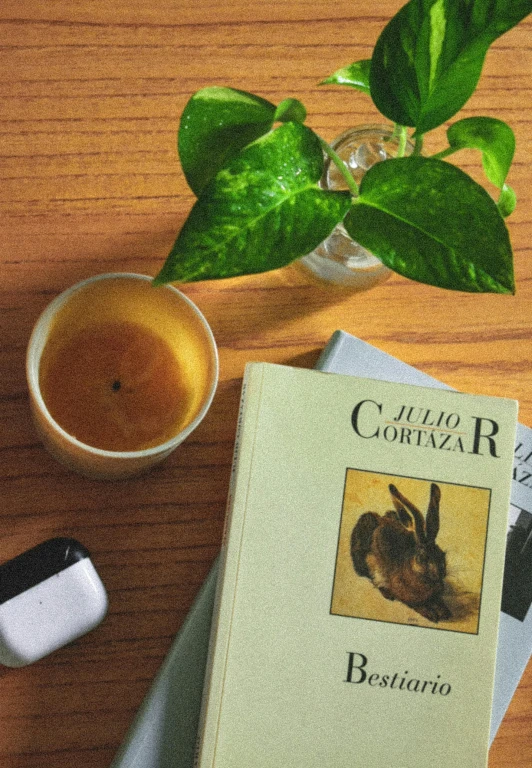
[196, 363, 518, 768]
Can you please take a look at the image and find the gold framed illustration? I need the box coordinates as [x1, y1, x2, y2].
[331, 469, 492, 633]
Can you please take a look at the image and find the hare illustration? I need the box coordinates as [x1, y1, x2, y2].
[350, 482, 451, 623]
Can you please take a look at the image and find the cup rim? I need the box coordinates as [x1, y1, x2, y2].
[26, 272, 219, 460]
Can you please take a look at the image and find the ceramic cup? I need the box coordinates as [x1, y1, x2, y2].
[26, 273, 219, 480]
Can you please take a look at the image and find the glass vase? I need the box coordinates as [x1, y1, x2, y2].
[298, 124, 413, 291]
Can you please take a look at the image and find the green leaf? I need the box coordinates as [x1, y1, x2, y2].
[320, 60, 372, 93]
[343, 156, 515, 293]
[370, 0, 532, 134]
[274, 98, 307, 123]
[178, 86, 276, 196]
[446, 117, 515, 189]
[498, 183, 517, 218]
[155, 123, 351, 284]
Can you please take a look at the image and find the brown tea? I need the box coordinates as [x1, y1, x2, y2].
[34, 276, 217, 458]
[39, 320, 192, 451]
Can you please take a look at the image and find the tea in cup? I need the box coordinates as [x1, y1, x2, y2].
[26, 273, 218, 479]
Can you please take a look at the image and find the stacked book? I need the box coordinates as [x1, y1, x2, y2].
[111, 331, 532, 768]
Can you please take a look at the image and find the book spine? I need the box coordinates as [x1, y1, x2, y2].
[193, 363, 265, 768]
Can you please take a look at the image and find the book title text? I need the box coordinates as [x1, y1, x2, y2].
[352, 400, 501, 457]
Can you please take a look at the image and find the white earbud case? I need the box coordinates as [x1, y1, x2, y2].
[0, 538, 108, 667]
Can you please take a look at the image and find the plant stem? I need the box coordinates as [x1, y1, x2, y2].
[318, 136, 359, 197]
[388, 123, 402, 141]
[396, 126, 408, 158]
[431, 147, 457, 161]
[413, 134, 424, 156]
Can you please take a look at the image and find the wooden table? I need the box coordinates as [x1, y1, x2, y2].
[1, 1, 530, 765]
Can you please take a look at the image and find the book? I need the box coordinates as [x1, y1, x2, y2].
[110, 331, 530, 768]
[194, 362, 517, 768]
[319, 331, 532, 743]
[109, 563, 218, 768]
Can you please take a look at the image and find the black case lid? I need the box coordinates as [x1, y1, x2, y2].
[0, 538, 90, 604]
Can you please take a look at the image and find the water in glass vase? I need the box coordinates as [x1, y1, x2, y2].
[299, 124, 413, 291]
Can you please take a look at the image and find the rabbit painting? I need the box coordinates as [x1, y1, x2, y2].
[350, 482, 451, 623]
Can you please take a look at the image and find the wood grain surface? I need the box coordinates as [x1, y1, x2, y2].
[0, 1, 530, 765]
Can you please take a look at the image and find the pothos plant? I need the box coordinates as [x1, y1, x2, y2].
[154, 0, 532, 293]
